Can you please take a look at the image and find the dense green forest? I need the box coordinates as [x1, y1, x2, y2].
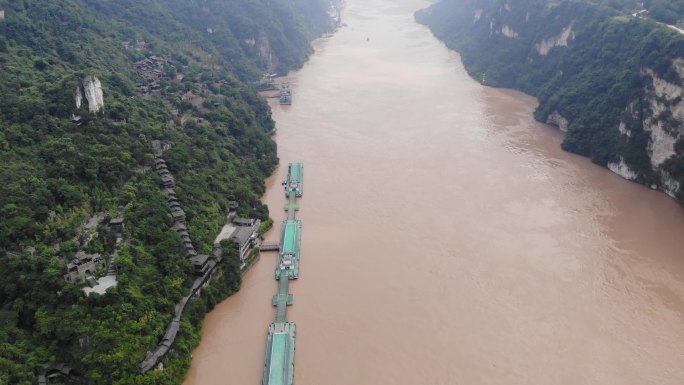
[417, 0, 684, 202]
[0, 0, 336, 384]
[643, 0, 684, 25]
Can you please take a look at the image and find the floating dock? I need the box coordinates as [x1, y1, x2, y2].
[284, 163, 303, 197]
[263, 163, 304, 385]
[276, 220, 301, 280]
[262, 322, 296, 385]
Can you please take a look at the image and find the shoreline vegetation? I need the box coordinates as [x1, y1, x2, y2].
[416, 0, 684, 204]
[0, 1, 340, 384]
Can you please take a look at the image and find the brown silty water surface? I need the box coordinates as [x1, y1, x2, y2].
[183, 0, 684, 384]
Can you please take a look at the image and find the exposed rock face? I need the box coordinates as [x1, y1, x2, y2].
[618, 121, 631, 137]
[501, 24, 518, 38]
[246, 32, 275, 73]
[75, 88, 83, 110]
[647, 121, 678, 167]
[611, 63, 684, 196]
[546, 110, 568, 132]
[83, 76, 104, 113]
[0, 9, 5, 21]
[666, 180, 682, 198]
[608, 158, 638, 180]
[643, 66, 683, 167]
[417, 0, 684, 202]
[536, 24, 574, 55]
[602, 62, 683, 197]
[663, 172, 681, 198]
[257, 32, 275, 73]
[75, 75, 105, 113]
[473, 9, 483, 23]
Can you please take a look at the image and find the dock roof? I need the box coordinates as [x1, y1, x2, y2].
[281, 221, 299, 254]
[268, 332, 288, 385]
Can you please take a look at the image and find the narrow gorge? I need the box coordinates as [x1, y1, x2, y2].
[417, 0, 684, 202]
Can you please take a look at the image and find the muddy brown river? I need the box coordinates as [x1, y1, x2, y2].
[183, 0, 684, 384]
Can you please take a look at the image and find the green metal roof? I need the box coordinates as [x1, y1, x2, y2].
[263, 323, 296, 385]
[282, 222, 296, 253]
[281, 220, 300, 254]
[289, 163, 302, 183]
[268, 332, 287, 385]
[277, 219, 301, 280]
[284, 163, 303, 198]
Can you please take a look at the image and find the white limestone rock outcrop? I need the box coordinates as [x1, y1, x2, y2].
[608, 158, 638, 180]
[75, 75, 105, 113]
[246, 33, 275, 73]
[643, 65, 683, 168]
[501, 25, 518, 38]
[618, 121, 631, 137]
[546, 110, 569, 132]
[663, 171, 681, 198]
[610, 61, 683, 197]
[75, 89, 83, 110]
[257, 32, 275, 73]
[473, 9, 483, 23]
[647, 120, 678, 167]
[536, 24, 575, 55]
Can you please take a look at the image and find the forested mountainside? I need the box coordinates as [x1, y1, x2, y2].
[416, 0, 684, 202]
[641, 0, 684, 25]
[0, 0, 337, 384]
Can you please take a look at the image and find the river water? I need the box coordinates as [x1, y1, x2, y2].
[183, 0, 684, 384]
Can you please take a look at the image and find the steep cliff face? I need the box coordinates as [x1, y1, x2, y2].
[637, 61, 684, 196]
[245, 32, 276, 73]
[546, 111, 569, 132]
[608, 157, 639, 180]
[536, 23, 575, 55]
[75, 75, 105, 113]
[417, 0, 684, 202]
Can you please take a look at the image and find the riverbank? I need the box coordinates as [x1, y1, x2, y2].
[184, 1, 684, 384]
[416, 0, 684, 205]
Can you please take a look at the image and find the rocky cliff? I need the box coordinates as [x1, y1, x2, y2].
[75, 75, 105, 113]
[417, 0, 684, 202]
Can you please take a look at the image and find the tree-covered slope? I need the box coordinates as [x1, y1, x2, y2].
[643, 0, 684, 25]
[417, 0, 684, 202]
[0, 0, 336, 384]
